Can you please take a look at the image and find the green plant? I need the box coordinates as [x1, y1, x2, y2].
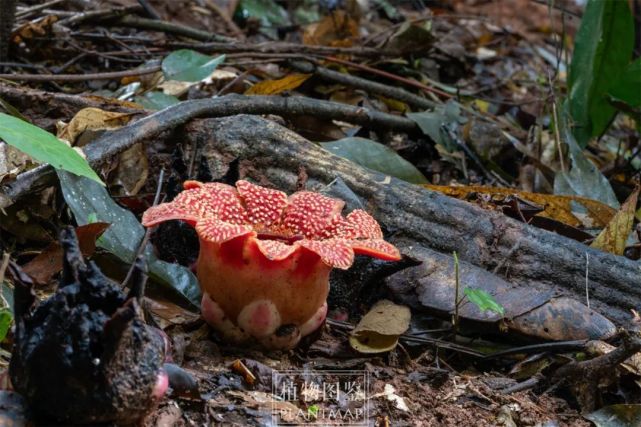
[567, 0, 637, 146]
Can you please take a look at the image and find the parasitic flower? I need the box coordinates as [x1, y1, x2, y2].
[142, 180, 401, 349]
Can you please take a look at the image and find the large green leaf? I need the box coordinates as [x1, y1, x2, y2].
[162, 50, 225, 82]
[568, 0, 634, 146]
[57, 171, 201, 308]
[320, 137, 428, 184]
[0, 308, 12, 342]
[0, 113, 103, 184]
[608, 58, 641, 116]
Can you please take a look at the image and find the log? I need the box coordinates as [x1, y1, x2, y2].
[181, 115, 641, 329]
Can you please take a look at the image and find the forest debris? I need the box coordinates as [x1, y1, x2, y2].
[424, 184, 616, 228]
[22, 222, 109, 285]
[57, 108, 134, 143]
[245, 73, 311, 95]
[371, 384, 409, 412]
[591, 187, 639, 255]
[584, 404, 641, 427]
[349, 300, 411, 354]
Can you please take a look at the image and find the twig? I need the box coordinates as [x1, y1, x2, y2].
[0, 94, 419, 209]
[16, 0, 66, 19]
[112, 16, 234, 43]
[167, 41, 396, 58]
[324, 56, 453, 99]
[585, 253, 590, 309]
[290, 60, 437, 110]
[0, 66, 160, 81]
[0, 252, 10, 284]
[483, 340, 588, 360]
[499, 375, 542, 395]
[136, 0, 161, 20]
[121, 168, 164, 288]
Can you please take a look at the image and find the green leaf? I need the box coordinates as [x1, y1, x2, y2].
[464, 288, 505, 316]
[162, 50, 225, 82]
[236, 0, 290, 27]
[407, 101, 464, 152]
[554, 103, 619, 208]
[320, 137, 428, 184]
[0, 112, 104, 185]
[57, 171, 201, 308]
[608, 58, 641, 114]
[0, 308, 12, 342]
[135, 91, 180, 110]
[568, 0, 634, 146]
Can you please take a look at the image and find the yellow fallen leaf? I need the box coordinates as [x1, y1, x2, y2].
[349, 300, 410, 354]
[424, 184, 616, 229]
[245, 74, 311, 96]
[591, 187, 639, 255]
[57, 108, 135, 144]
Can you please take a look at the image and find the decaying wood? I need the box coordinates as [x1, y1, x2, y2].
[0, 86, 639, 329]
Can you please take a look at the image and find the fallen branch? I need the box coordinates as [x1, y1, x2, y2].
[111, 16, 234, 43]
[0, 66, 160, 82]
[0, 92, 418, 209]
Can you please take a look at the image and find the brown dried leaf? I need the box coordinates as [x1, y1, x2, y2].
[424, 184, 616, 228]
[12, 15, 58, 44]
[349, 300, 410, 354]
[57, 108, 135, 144]
[302, 10, 359, 46]
[245, 73, 311, 96]
[591, 187, 639, 255]
[22, 222, 110, 285]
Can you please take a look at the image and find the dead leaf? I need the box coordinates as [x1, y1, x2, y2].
[22, 223, 110, 285]
[303, 10, 359, 46]
[370, 384, 410, 412]
[57, 108, 135, 144]
[145, 298, 200, 329]
[0, 143, 33, 184]
[110, 143, 148, 196]
[245, 74, 311, 96]
[591, 187, 639, 255]
[424, 184, 616, 228]
[12, 15, 58, 44]
[349, 300, 410, 354]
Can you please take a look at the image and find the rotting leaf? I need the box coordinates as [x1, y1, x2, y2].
[585, 404, 641, 427]
[245, 73, 311, 96]
[57, 171, 201, 308]
[349, 300, 411, 354]
[303, 10, 358, 46]
[22, 222, 110, 285]
[591, 187, 639, 255]
[321, 137, 428, 184]
[162, 50, 225, 82]
[424, 184, 616, 228]
[0, 113, 103, 185]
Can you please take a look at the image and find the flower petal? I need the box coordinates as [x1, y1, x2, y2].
[350, 239, 401, 261]
[321, 209, 383, 239]
[142, 202, 199, 226]
[236, 180, 288, 227]
[282, 191, 345, 238]
[196, 218, 254, 243]
[158, 181, 247, 225]
[297, 239, 354, 269]
[253, 239, 298, 261]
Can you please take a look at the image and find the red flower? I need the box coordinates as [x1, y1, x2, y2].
[143, 180, 400, 349]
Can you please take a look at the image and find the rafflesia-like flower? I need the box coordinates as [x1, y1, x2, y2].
[142, 180, 400, 349]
